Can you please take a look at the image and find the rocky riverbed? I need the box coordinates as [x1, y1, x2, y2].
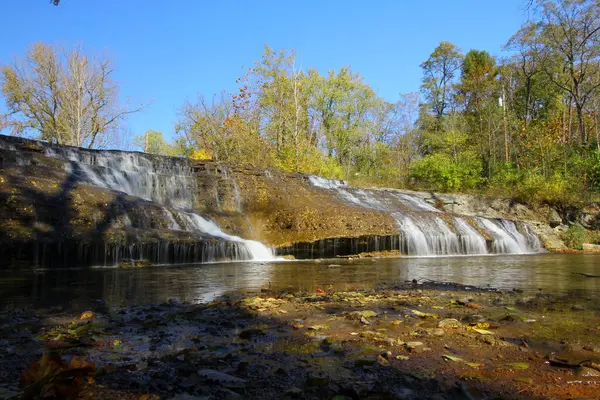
[1, 281, 599, 400]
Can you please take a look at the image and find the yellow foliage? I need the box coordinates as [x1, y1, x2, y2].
[190, 148, 213, 161]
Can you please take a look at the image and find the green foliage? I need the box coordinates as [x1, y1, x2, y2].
[514, 171, 583, 205]
[562, 224, 587, 250]
[410, 152, 483, 192]
[588, 150, 600, 192]
[133, 130, 177, 156]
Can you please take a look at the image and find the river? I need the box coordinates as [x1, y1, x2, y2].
[1, 253, 599, 311]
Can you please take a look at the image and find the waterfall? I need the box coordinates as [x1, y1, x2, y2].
[476, 217, 527, 254]
[42, 144, 275, 262]
[162, 207, 182, 230]
[523, 224, 543, 251]
[308, 175, 542, 256]
[46, 147, 196, 209]
[393, 214, 432, 255]
[453, 217, 488, 254]
[393, 193, 441, 213]
[176, 212, 273, 261]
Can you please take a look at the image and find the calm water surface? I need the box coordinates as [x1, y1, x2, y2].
[1, 253, 599, 311]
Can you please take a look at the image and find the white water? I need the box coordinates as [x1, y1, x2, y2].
[43, 145, 276, 262]
[178, 212, 274, 261]
[308, 174, 542, 256]
[393, 214, 432, 255]
[523, 224, 543, 252]
[162, 208, 182, 230]
[46, 147, 196, 209]
[476, 218, 527, 254]
[453, 217, 488, 254]
[394, 193, 441, 213]
[308, 175, 347, 189]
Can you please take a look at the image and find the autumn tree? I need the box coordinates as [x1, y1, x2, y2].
[176, 93, 273, 167]
[534, 0, 600, 144]
[420, 41, 463, 122]
[1, 42, 142, 148]
[133, 130, 177, 156]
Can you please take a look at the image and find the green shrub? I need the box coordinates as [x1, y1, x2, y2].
[562, 224, 586, 250]
[410, 153, 483, 192]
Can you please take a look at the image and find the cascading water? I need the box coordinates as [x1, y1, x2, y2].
[42, 145, 275, 262]
[307, 175, 542, 256]
[476, 218, 526, 254]
[453, 217, 488, 254]
[46, 147, 196, 209]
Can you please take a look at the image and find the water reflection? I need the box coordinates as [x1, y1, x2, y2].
[1, 253, 599, 311]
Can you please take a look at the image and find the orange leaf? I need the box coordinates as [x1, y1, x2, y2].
[21, 352, 63, 386]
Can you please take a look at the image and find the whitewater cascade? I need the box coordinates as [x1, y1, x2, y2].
[43, 145, 275, 262]
[308, 175, 543, 256]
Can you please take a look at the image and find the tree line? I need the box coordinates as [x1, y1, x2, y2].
[2, 0, 600, 205]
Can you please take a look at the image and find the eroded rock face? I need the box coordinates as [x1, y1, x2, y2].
[0, 135, 582, 268]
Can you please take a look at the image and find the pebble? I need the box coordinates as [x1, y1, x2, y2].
[462, 314, 486, 324]
[438, 318, 461, 329]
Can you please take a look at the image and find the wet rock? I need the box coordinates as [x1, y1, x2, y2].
[462, 314, 486, 324]
[501, 314, 521, 322]
[0, 388, 21, 400]
[215, 388, 242, 400]
[405, 341, 425, 353]
[306, 371, 329, 386]
[576, 367, 600, 378]
[354, 358, 376, 367]
[285, 387, 304, 398]
[567, 343, 583, 352]
[377, 354, 390, 366]
[438, 318, 461, 329]
[582, 243, 600, 251]
[239, 328, 264, 339]
[197, 369, 247, 387]
[347, 310, 378, 320]
[426, 328, 445, 337]
[583, 345, 600, 353]
[167, 395, 209, 400]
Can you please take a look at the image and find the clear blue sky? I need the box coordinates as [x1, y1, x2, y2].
[0, 0, 529, 145]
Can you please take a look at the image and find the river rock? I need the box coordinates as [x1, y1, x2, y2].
[197, 369, 247, 387]
[576, 367, 600, 378]
[583, 345, 600, 353]
[438, 318, 461, 329]
[462, 314, 486, 324]
[405, 341, 425, 353]
[306, 371, 329, 386]
[582, 243, 600, 251]
[426, 328, 445, 337]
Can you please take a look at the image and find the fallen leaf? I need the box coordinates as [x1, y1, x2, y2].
[506, 362, 529, 370]
[472, 328, 495, 335]
[79, 311, 94, 321]
[411, 310, 438, 319]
